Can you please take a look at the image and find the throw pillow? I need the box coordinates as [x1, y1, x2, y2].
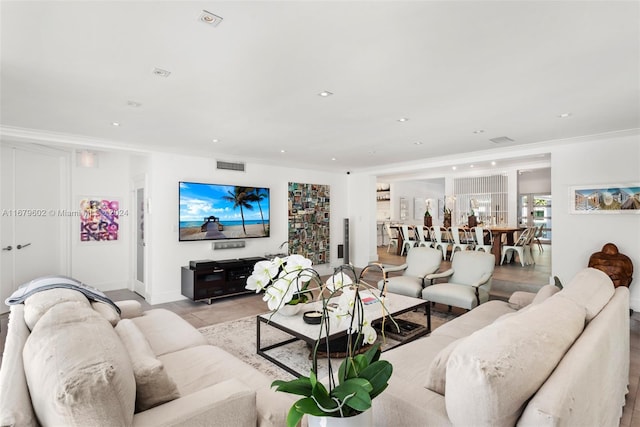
[23, 301, 136, 426]
[23, 288, 90, 330]
[558, 267, 615, 321]
[531, 284, 560, 305]
[508, 284, 560, 310]
[424, 338, 463, 395]
[91, 301, 120, 326]
[115, 319, 181, 412]
[445, 296, 586, 427]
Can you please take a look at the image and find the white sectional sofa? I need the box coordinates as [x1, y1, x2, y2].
[0, 267, 630, 426]
[375, 267, 630, 426]
[0, 289, 293, 427]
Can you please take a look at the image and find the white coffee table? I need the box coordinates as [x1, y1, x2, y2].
[256, 289, 429, 377]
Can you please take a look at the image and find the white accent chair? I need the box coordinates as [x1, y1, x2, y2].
[472, 226, 493, 253]
[430, 226, 450, 260]
[449, 227, 473, 260]
[400, 225, 418, 255]
[384, 223, 398, 253]
[422, 251, 495, 311]
[500, 227, 534, 266]
[377, 247, 443, 298]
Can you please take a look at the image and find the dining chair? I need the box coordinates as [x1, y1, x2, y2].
[500, 227, 533, 266]
[472, 227, 493, 253]
[416, 226, 431, 248]
[430, 226, 450, 260]
[400, 225, 418, 255]
[533, 224, 544, 252]
[377, 247, 443, 298]
[449, 227, 472, 261]
[524, 226, 537, 265]
[384, 223, 398, 253]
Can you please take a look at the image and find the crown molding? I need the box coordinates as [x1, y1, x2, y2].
[0, 125, 152, 154]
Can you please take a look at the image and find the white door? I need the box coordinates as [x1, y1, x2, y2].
[1, 144, 68, 313]
[132, 177, 146, 297]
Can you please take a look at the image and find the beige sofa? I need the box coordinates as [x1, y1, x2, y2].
[375, 267, 630, 426]
[0, 289, 292, 427]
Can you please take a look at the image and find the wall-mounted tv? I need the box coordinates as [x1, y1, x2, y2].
[179, 182, 270, 241]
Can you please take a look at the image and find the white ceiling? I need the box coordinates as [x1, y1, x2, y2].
[1, 1, 638, 173]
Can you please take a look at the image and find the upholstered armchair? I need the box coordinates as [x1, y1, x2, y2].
[377, 247, 442, 298]
[421, 251, 494, 311]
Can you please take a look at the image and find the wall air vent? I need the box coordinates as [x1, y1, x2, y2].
[216, 160, 246, 172]
[489, 136, 515, 144]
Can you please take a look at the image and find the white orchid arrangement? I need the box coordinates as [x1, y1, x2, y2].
[246, 256, 379, 346]
[247, 258, 396, 426]
[246, 254, 316, 311]
[323, 269, 379, 346]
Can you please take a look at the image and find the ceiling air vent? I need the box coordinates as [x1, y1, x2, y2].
[489, 136, 515, 144]
[216, 160, 246, 172]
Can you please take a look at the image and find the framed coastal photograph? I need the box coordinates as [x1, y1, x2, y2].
[570, 184, 640, 214]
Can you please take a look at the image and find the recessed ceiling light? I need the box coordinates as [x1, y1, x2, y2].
[473, 129, 485, 134]
[414, 141, 423, 145]
[452, 166, 457, 170]
[126, 100, 141, 108]
[152, 67, 171, 78]
[318, 91, 333, 97]
[469, 164, 474, 168]
[212, 139, 219, 143]
[398, 117, 409, 122]
[491, 161, 497, 166]
[331, 157, 337, 161]
[557, 112, 572, 118]
[111, 122, 120, 127]
[280, 149, 286, 153]
[200, 10, 223, 26]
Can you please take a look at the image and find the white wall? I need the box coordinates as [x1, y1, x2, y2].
[349, 173, 378, 266]
[390, 179, 445, 226]
[519, 168, 551, 194]
[71, 151, 131, 290]
[145, 153, 349, 305]
[552, 134, 640, 309]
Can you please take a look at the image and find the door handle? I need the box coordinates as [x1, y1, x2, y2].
[2, 245, 12, 251]
[17, 243, 31, 249]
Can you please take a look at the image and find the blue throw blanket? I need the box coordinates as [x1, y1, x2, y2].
[5, 275, 121, 314]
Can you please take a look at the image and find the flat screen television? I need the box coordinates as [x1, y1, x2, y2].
[179, 181, 270, 241]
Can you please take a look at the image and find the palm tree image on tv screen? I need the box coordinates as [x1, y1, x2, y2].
[179, 182, 270, 241]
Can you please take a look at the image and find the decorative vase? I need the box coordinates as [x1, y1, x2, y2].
[277, 303, 302, 316]
[443, 214, 451, 229]
[308, 409, 373, 427]
[424, 216, 432, 227]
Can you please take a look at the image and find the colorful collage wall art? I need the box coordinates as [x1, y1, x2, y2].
[288, 182, 330, 265]
[80, 198, 120, 242]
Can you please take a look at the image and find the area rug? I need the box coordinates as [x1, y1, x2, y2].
[198, 309, 456, 381]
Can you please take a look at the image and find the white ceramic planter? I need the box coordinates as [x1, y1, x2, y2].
[307, 410, 372, 427]
[277, 303, 302, 316]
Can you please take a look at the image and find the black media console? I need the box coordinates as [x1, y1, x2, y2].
[181, 257, 266, 304]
